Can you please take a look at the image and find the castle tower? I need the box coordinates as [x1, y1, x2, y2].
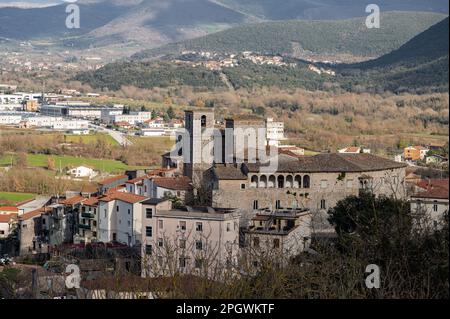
[184, 109, 215, 187]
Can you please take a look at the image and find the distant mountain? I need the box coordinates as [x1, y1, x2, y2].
[215, 0, 449, 20]
[0, 0, 255, 48]
[75, 17, 449, 94]
[338, 17, 449, 93]
[133, 12, 447, 62]
[357, 17, 449, 68]
[0, 0, 448, 51]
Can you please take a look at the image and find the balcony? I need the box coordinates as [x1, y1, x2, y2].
[78, 224, 91, 230]
[81, 212, 95, 219]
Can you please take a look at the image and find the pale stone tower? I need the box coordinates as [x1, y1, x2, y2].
[184, 109, 215, 187]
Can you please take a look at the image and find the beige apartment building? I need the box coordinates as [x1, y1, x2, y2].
[140, 199, 241, 279]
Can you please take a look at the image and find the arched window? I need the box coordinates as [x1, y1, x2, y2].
[277, 175, 285, 188]
[294, 175, 301, 188]
[268, 175, 276, 188]
[250, 175, 258, 188]
[303, 175, 310, 188]
[285, 175, 293, 188]
[201, 115, 207, 128]
[259, 175, 267, 188]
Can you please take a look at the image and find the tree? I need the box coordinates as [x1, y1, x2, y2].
[166, 106, 175, 119]
[47, 157, 56, 171]
[162, 192, 183, 209]
[328, 193, 449, 298]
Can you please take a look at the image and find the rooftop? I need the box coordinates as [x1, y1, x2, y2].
[245, 153, 407, 174]
[83, 197, 99, 206]
[62, 195, 86, 206]
[19, 207, 52, 221]
[412, 178, 449, 200]
[0, 206, 19, 212]
[153, 176, 192, 191]
[98, 175, 128, 186]
[141, 198, 169, 205]
[99, 191, 148, 204]
[0, 214, 17, 223]
[212, 164, 247, 180]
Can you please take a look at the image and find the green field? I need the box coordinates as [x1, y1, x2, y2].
[0, 192, 35, 204]
[128, 136, 174, 149]
[64, 133, 119, 146]
[0, 153, 146, 174]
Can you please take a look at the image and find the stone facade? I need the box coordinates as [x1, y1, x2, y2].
[206, 155, 407, 232]
[183, 109, 215, 187]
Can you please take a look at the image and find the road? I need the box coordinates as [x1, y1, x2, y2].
[88, 123, 133, 147]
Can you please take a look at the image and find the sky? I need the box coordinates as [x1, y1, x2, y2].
[0, 0, 64, 8]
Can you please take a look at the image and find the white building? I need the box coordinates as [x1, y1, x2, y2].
[410, 179, 449, 228]
[19, 116, 89, 130]
[265, 118, 285, 147]
[139, 128, 166, 137]
[67, 165, 97, 178]
[0, 214, 17, 238]
[52, 119, 89, 130]
[0, 113, 22, 125]
[103, 112, 152, 125]
[97, 192, 148, 246]
[146, 118, 166, 129]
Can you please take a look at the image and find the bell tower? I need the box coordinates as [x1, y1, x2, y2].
[184, 109, 215, 187]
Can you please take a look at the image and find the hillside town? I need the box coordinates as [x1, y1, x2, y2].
[0, 105, 448, 298]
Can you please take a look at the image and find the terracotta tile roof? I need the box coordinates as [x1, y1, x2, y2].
[412, 187, 449, 200]
[0, 214, 17, 223]
[342, 147, 361, 153]
[19, 207, 51, 221]
[0, 206, 19, 212]
[99, 191, 148, 204]
[62, 195, 86, 206]
[83, 197, 99, 206]
[415, 179, 449, 191]
[413, 179, 449, 200]
[98, 175, 128, 186]
[153, 176, 192, 191]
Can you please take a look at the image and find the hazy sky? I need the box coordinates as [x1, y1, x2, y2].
[0, 0, 64, 8]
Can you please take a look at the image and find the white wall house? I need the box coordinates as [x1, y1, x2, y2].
[0, 215, 16, 238]
[410, 181, 449, 228]
[97, 192, 148, 246]
[68, 166, 96, 178]
[0, 114, 22, 125]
